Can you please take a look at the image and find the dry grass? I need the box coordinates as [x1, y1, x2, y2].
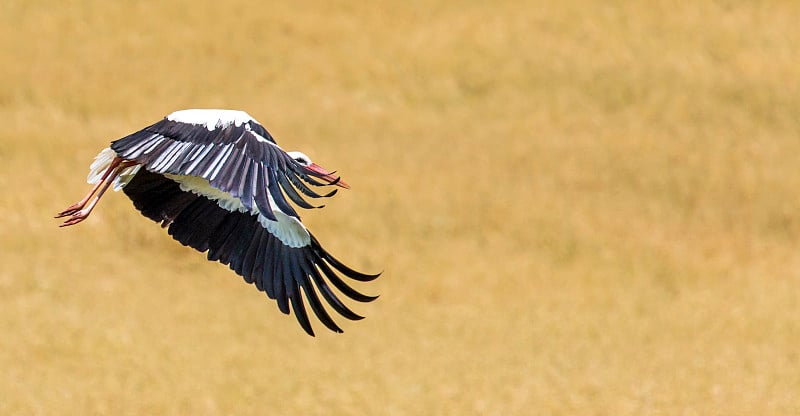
[2, 0, 800, 414]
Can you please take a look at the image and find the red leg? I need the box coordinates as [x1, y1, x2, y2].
[55, 157, 125, 218]
[58, 160, 138, 227]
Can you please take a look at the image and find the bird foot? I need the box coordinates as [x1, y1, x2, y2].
[58, 209, 90, 227]
[55, 202, 85, 218]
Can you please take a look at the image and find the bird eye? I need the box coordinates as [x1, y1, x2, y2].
[294, 157, 309, 166]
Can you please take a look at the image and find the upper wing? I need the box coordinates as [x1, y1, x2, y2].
[110, 110, 337, 222]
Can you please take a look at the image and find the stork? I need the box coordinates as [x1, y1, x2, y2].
[56, 109, 379, 336]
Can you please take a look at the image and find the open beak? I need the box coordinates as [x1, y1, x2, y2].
[306, 163, 350, 189]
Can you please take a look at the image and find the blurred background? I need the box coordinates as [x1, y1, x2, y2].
[2, 1, 799, 414]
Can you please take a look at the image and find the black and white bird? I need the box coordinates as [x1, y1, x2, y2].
[56, 109, 379, 336]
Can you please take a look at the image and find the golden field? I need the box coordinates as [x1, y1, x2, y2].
[1, 0, 799, 414]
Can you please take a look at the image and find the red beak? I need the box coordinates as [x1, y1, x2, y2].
[306, 163, 350, 189]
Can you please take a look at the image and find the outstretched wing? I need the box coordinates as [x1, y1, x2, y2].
[122, 169, 379, 336]
[110, 109, 337, 223]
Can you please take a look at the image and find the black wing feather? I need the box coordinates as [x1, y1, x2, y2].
[258, 231, 277, 298]
[286, 170, 338, 199]
[241, 226, 264, 283]
[301, 251, 365, 321]
[285, 259, 313, 335]
[237, 159, 256, 213]
[219, 147, 248, 193]
[253, 164, 274, 220]
[316, 259, 379, 303]
[267, 169, 298, 218]
[314, 235, 382, 282]
[277, 172, 318, 209]
[273, 244, 290, 314]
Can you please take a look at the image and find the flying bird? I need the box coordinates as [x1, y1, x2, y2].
[56, 109, 379, 336]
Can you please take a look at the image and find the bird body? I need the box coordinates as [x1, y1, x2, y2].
[57, 109, 379, 336]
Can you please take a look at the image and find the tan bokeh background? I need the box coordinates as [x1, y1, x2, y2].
[2, 1, 799, 414]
